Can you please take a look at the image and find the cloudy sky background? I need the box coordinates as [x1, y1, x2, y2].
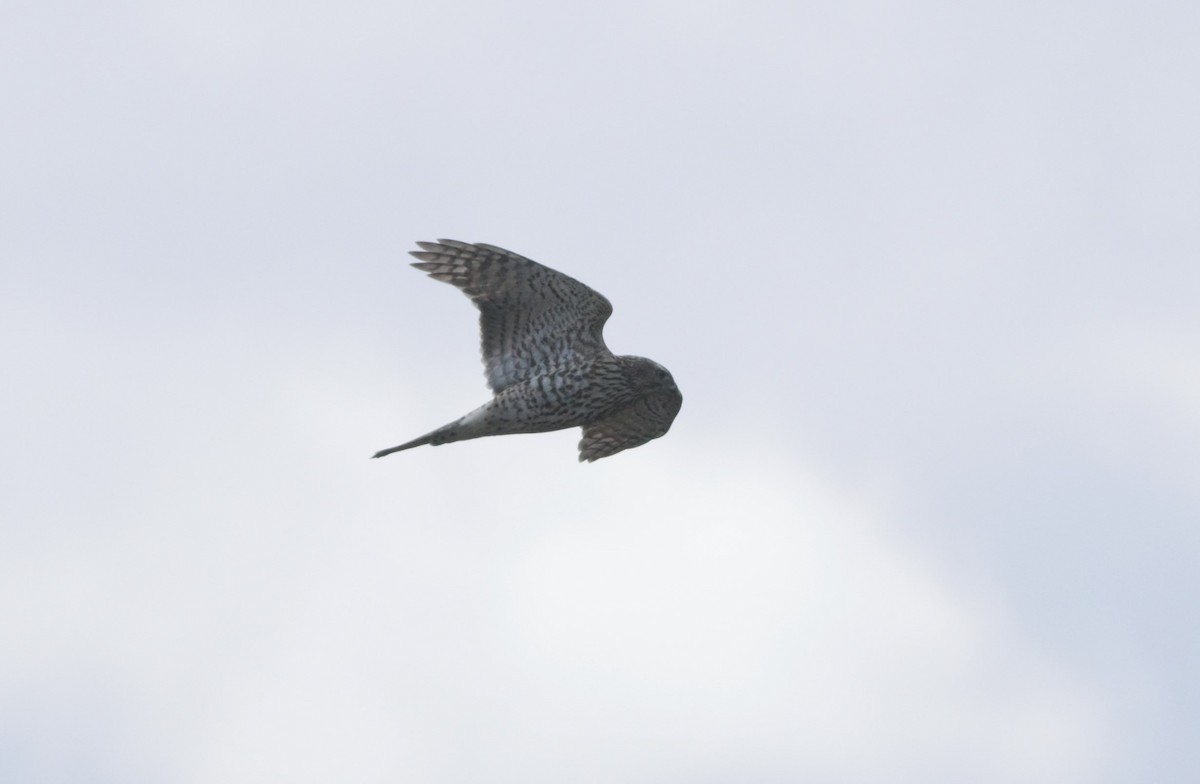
[3, 1, 1198, 781]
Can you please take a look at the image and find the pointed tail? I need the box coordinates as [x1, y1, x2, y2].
[372, 419, 465, 459]
[371, 433, 437, 459]
[372, 402, 491, 459]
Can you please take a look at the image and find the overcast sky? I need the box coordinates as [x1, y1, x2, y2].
[3, 1, 1198, 782]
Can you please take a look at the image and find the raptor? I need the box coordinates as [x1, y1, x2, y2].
[373, 240, 682, 462]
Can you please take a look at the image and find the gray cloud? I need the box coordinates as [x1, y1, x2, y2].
[3, 1, 1197, 781]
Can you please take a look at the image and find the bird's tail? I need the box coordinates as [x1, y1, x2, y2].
[372, 401, 495, 459]
[371, 419, 466, 459]
[371, 433, 437, 459]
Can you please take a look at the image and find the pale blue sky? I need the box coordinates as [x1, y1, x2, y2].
[3, 1, 1198, 782]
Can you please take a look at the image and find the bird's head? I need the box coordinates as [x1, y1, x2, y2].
[621, 356, 680, 396]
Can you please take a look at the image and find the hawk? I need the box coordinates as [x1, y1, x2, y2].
[373, 240, 682, 462]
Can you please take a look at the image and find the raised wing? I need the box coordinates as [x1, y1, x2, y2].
[578, 387, 683, 462]
[410, 240, 613, 392]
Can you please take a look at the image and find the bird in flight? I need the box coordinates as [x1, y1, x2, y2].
[373, 240, 682, 462]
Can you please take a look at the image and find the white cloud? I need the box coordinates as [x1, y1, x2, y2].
[3, 0, 1196, 780]
[0, 379, 1116, 782]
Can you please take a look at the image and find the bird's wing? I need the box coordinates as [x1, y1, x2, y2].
[410, 240, 614, 393]
[577, 387, 683, 462]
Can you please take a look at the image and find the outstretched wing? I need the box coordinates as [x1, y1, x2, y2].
[578, 388, 683, 462]
[410, 240, 613, 392]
